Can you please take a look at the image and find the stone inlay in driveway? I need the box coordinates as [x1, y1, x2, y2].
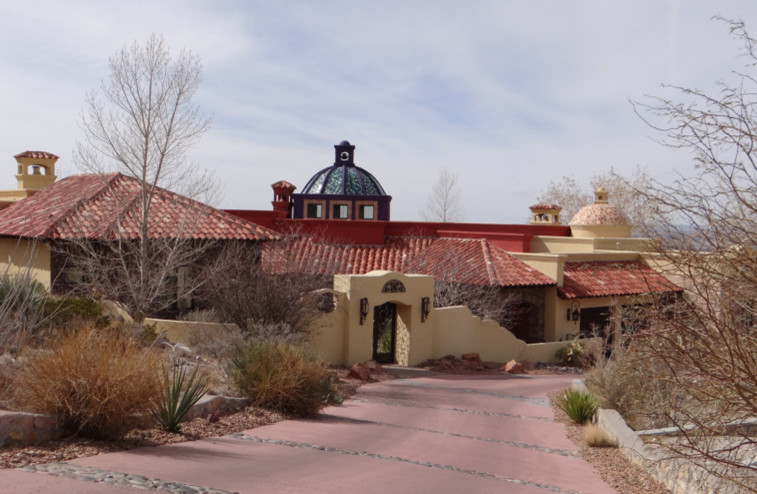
[231, 434, 583, 494]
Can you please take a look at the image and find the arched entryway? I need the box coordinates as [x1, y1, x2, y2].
[372, 302, 396, 363]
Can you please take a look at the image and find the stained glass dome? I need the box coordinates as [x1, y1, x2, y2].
[301, 141, 388, 196]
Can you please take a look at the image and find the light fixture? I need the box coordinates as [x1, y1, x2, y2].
[567, 301, 580, 322]
[421, 297, 430, 322]
[360, 297, 369, 325]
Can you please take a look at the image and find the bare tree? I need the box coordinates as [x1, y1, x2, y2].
[616, 18, 757, 490]
[421, 167, 464, 222]
[68, 34, 216, 319]
[534, 166, 654, 236]
[198, 237, 331, 338]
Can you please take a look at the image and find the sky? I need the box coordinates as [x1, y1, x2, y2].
[1, 1, 757, 223]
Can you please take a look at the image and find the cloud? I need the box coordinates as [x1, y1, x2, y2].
[0, 1, 755, 222]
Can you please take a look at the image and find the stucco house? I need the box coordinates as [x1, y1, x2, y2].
[228, 140, 682, 345]
[0, 151, 276, 309]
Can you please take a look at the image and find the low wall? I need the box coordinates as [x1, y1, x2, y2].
[519, 338, 602, 364]
[432, 306, 526, 363]
[143, 318, 239, 345]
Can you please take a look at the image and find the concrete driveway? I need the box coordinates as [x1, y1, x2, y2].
[2, 372, 617, 494]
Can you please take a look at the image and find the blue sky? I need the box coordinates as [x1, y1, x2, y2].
[2, 1, 756, 222]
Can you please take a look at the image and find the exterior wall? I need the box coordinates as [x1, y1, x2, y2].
[530, 236, 596, 254]
[307, 290, 349, 364]
[519, 337, 602, 364]
[308, 271, 537, 366]
[530, 235, 651, 254]
[431, 306, 526, 363]
[292, 194, 391, 221]
[0, 238, 51, 288]
[570, 224, 633, 239]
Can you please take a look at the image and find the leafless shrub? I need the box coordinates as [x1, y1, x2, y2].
[199, 239, 329, 335]
[628, 18, 757, 489]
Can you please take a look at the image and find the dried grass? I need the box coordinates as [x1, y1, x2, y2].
[229, 340, 336, 418]
[13, 328, 163, 438]
[584, 423, 618, 448]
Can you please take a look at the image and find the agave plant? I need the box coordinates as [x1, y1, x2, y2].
[153, 363, 209, 433]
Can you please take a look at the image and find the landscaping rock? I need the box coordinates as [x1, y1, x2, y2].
[502, 360, 525, 374]
[461, 352, 481, 363]
[348, 362, 371, 381]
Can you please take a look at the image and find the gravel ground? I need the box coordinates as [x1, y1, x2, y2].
[549, 392, 671, 494]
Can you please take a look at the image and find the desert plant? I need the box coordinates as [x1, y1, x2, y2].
[153, 363, 209, 433]
[13, 328, 163, 438]
[0, 274, 50, 352]
[557, 388, 600, 424]
[584, 423, 618, 448]
[229, 339, 336, 417]
[555, 338, 585, 367]
[585, 341, 682, 430]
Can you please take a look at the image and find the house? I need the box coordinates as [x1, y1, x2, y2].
[0, 152, 277, 311]
[227, 140, 682, 344]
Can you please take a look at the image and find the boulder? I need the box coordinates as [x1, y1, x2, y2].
[502, 360, 525, 374]
[348, 362, 371, 381]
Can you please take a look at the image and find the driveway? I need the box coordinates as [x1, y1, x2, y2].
[1, 371, 617, 494]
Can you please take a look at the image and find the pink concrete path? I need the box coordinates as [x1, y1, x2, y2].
[0, 372, 618, 494]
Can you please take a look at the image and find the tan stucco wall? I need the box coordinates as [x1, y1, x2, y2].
[518, 337, 602, 364]
[143, 318, 240, 345]
[308, 271, 535, 367]
[332, 271, 435, 366]
[570, 224, 633, 239]
[431, 306, 526, 363]
[0, 238, 51, 289]
[530, 236, 596, 254]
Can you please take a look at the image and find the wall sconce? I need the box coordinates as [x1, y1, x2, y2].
[566, 301, 580, 322]
[421, 297, 430, 322]
[360, 297, 369, 325]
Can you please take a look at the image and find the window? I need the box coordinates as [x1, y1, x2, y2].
[331, 203, 350, 219]
[358, 204, 375, 220]
[356, 201, 378, 220]
[305, 202, 323, 219]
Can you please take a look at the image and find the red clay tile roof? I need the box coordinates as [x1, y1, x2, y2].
[0, 173, 277, 241]
[529, 203, 561, 210]
[558, 260, 681, 299]
[14, 151, 59, 160]
[263, 236, 555, 287]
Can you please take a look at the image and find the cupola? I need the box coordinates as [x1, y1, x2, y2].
[291, 140, 392, 220]
[569, 187, 631, 238]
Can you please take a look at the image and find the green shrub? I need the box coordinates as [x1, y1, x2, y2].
[229, 340, 336, 417]
[555, 339, 585, 367]
[557, 388, 600, 424]
[153, 363, 209, 433]
[44, 296, 106, 327]
[13, 328, 163, 438]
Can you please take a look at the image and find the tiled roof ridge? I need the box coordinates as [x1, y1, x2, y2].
[41, 173, 121, 239]
[479, 238, 498, 285]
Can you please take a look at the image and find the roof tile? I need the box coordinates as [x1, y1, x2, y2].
[0, 173, 276, 241]
[558, 260, 681, 299]
[262, 236, 555, 287]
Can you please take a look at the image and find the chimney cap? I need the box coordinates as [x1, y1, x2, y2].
[14, 151, 59, 160]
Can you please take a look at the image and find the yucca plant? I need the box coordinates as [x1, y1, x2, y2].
[557, 388, 600, 424]
[153, 363, 210, 433]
